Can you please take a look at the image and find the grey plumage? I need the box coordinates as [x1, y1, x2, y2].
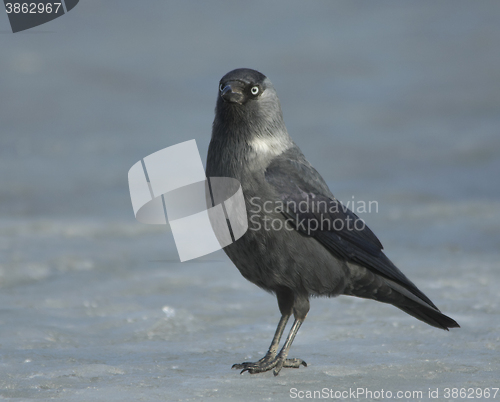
[206, 68, 459, 376]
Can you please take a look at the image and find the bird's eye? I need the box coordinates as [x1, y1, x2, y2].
[251, 86, 259, 95]
[219, 83, 224, 92]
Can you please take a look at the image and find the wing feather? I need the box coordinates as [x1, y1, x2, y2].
[265, 147, 436, 308]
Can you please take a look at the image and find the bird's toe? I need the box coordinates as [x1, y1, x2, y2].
[283, 358, 307, 368]
[232, 356, 307, 375]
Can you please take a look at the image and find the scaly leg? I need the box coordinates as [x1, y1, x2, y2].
[232, 289, 309, 375]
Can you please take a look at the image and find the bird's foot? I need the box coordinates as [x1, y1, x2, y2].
[232, 354, 307, 376]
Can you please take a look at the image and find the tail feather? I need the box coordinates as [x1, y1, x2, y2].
[397, 304, 460, 330]
[383, 277, 460, 330]
[345, 265, 460, 330]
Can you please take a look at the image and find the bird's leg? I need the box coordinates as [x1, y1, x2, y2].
[233, 317, 307, 375]
[266, 313, 290, 358]
[233, 290, 309, 375]
[232, 313, 290, 370]
[272, 318, 304, 375]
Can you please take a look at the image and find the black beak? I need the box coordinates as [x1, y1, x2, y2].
[221, 83, 244, 104]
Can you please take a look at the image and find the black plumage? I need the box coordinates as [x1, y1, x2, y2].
[206, 68, 459, 376]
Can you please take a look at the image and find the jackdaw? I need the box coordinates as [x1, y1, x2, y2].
[206, 68, 459, 376]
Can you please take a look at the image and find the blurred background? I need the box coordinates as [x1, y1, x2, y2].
[0, 1, 499, 400]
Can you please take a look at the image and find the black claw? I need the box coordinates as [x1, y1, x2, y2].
[233, 356, 307, 375]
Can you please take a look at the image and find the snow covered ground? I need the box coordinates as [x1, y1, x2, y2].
[1, 1, 499, 400]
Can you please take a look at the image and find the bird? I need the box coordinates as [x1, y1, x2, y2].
[205, 68, 459, 376]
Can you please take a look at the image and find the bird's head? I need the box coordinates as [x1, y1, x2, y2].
[218, 68, 268, 106]
[213, 68, 291, 156]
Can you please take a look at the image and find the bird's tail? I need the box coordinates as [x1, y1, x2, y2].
[396, 303, 459, 330]
[345, 268, 460, 330]
[383, 277, 460, 330]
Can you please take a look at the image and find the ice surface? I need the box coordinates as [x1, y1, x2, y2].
[1, 1, 499, 401]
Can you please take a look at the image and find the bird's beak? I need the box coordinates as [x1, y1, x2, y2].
[221, 83, 244, 104]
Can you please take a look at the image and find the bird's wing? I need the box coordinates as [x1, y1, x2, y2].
[264, 146, 436, 307]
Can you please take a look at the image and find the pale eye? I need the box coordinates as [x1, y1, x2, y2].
[219, 83, 224, 91]
[251, 86, 259, 95]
